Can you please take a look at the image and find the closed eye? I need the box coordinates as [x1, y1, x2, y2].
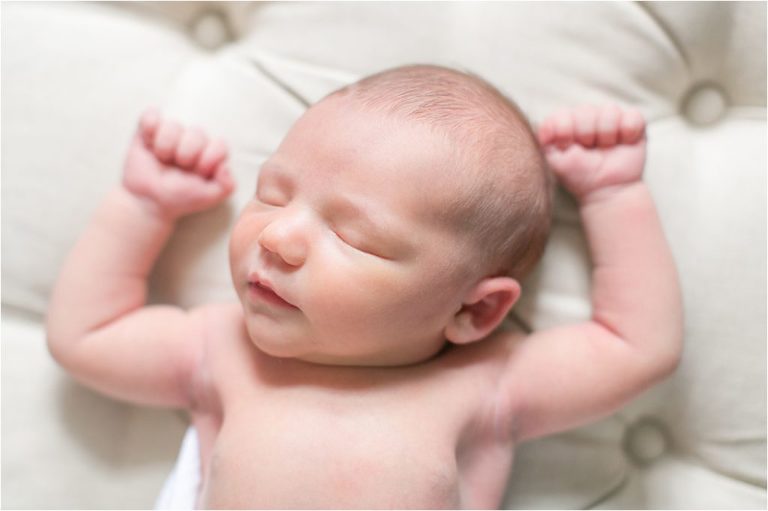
[333, 230, 386, 259]
[255, 187, 287, 207]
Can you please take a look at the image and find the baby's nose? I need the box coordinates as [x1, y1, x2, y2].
[257, 212, 309, 267]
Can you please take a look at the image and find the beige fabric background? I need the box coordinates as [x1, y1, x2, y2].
[2, 1, 765, 508]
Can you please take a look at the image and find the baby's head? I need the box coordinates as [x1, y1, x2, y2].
[331, 65, 553, 281]
[229, 65, 553, 366]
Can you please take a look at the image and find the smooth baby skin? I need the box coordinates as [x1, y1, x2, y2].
[47, 99, 682, 508]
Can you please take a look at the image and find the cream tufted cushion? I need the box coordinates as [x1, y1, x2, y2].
[2, 2, 765, 508]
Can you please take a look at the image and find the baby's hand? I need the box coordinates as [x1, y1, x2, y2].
[122, 108, 235, 219]
[537, 105, 646, 201]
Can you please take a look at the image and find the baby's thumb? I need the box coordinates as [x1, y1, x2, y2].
[138, 107, 161, 147]
[214, 163, 235, 196]
[193, 164, 235, 209]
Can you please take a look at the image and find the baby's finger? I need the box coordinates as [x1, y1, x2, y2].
[537, 118, 556, 146]
[573, 105, 598, 148]
[154, 120, 183, 164]
[139, 108, 161, 147]
[619, 107, 645, 144]
[552, 110, 575, 149]
[213, 162, 236, 195]
[175, 127, 208, 170]
[186, 164, 235, 208]
[195, 139, 229, 179]
[596, 105, 622, 147]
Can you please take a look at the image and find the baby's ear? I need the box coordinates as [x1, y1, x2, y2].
[444, 277, 521, 345]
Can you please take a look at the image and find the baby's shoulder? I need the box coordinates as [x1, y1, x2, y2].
[187, 302, 248, 409]
[189, 302, 251, 364]
[438, 322, 529, 371]
[191, 302, 243, 325]
[426, 326, 528, 398]
[189, 302, 246, 348]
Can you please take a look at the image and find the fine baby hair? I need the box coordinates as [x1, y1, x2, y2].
[331, 64, 555, 280]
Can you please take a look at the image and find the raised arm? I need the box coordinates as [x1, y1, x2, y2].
[499, 105, 683, 442]
[46, 109, 234, 408]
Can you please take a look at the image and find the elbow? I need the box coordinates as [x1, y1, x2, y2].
[658, 288, 685, 378]
[660, 314, 685, 378]
[46, 331, 89, 375]
[45, 313, 81, 369]
[45, 327, 72, 368]
[640, 307, 685, 382]
[655, 343, 682, 380]
[622, 314, 684, 387]
[45, 314, 63, 362]
[641, 330, 684, 384]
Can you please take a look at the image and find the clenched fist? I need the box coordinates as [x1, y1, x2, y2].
[538, 104, 646, 202]
[122, 108, 235, 220]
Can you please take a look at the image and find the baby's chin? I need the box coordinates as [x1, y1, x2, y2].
[245, 330, 354, 365]
[243, 312, 446, 368]
[246, 330, 382, 367]
[243, 314, 308, 357]
[242, 318, 356, 366]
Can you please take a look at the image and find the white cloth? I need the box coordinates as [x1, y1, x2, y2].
[155, 427, 202, 510]
[2, 2, 765, 509]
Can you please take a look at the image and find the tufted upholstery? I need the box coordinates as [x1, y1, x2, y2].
[2, 2, 765, 508]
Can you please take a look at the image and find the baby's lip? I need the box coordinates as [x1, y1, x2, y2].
[246, 272, 299, 309]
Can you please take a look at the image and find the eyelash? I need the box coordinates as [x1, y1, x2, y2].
[255, 188, 285, 207]
[255, 191, 383, 258]
[333, 230, 379, 257]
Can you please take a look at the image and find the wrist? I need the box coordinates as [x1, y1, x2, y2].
[116, 185, 179, 225]
[578, 180, 646, 207]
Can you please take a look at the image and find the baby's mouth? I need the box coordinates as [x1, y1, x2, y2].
[247, 279, 299, 310]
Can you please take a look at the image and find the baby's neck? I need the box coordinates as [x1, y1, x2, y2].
[254, 335, 452, 368]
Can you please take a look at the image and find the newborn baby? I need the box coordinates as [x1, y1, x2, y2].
[47, 64, 683, 508]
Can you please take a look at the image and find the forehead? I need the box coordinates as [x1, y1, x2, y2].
[270, 97, 468, 222]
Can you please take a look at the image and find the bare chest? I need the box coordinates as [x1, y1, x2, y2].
[193, 320, 517, 508]
[202, 389, 465, 508]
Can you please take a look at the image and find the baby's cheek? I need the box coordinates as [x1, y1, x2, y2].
[311, 262, 413, 323]
[228, 229, 248, 271]
[229, 212, 262, 258]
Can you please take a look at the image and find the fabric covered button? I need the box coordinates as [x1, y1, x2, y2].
[190, 10, 232, 50]
[681, 83, 728, 126]
[622, 417, 670, 466]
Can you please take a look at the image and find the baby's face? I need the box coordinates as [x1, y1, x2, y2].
[229, 97, 479, 366]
